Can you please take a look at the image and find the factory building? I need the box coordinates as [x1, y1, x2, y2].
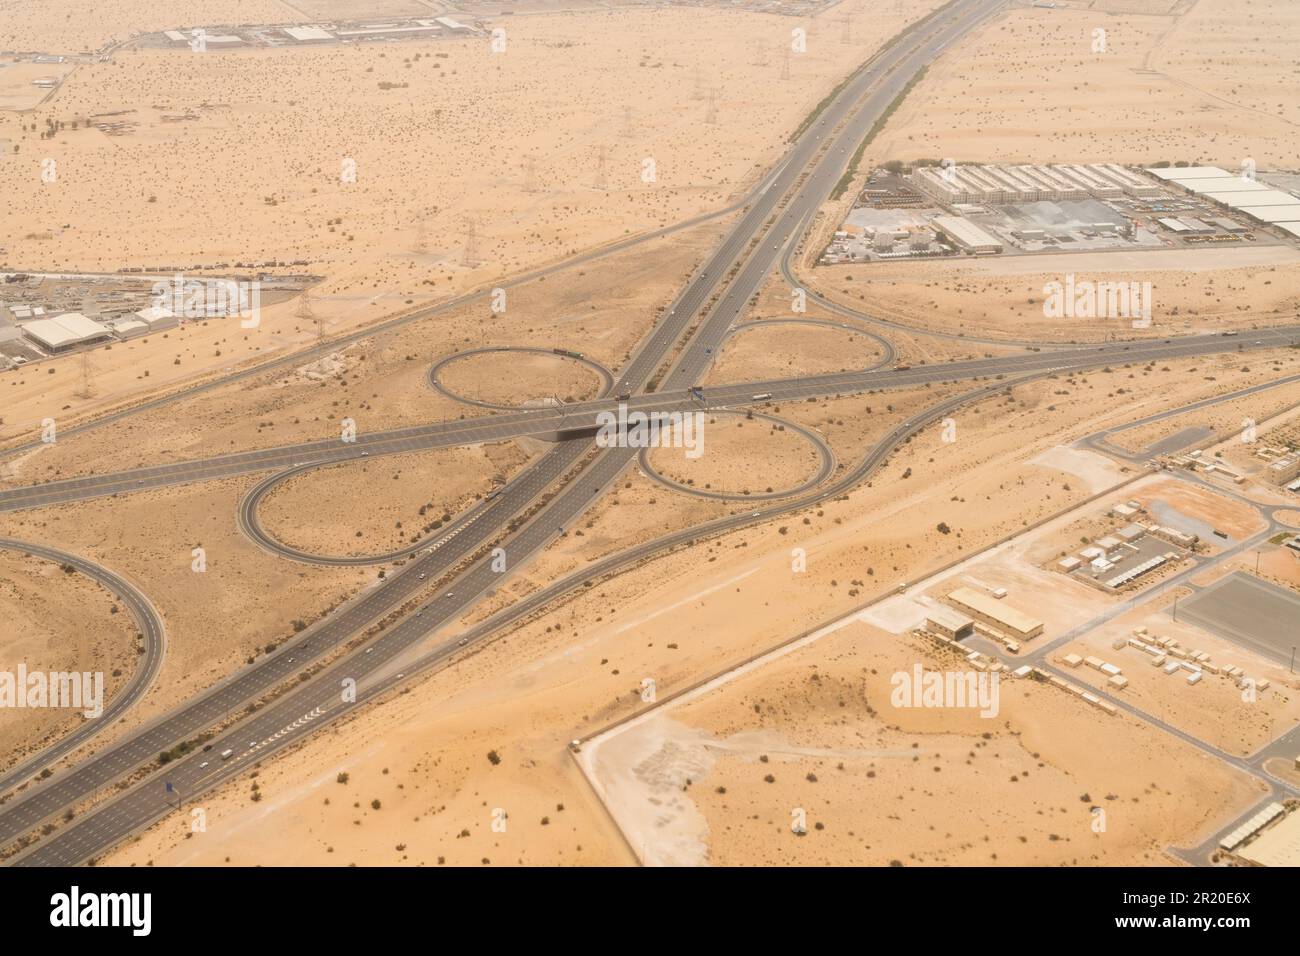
[945, 586, 1044, 640]
[911, 163, 1162, 206]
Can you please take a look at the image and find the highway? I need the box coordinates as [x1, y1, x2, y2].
[3, 326, 1298, 516]
[0, 539, 165, 794]
[3, 0, 1011, 864]
[9, 0, 1300, 866]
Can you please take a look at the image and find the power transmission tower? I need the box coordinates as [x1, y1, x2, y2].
[461, 218, 481, 267]
[74, 351, 95, 399]
[782, 46, 790, 80]
[751, 39, 767, 67]
[296, 288, 315, 323]
[594, 144, 608, 190]
[621, 104, 634, 138]
[705, 87, 718, 125]
[841, 12, 852, 44]
[523, 155, 539, 193]
[415, 217, 429, 256]
[691, 62, 705, 101]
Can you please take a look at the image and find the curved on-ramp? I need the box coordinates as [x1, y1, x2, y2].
[0, 539, 165, 795]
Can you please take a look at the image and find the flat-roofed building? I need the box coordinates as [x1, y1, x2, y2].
[1090, 164, 1162, 198]
[1206, 189, 1300, 208]
[931, 216, 1002, 255]
[283, 25, 335, 42]
[926, 605, 975, 640]
[1145, 165, 1233, 181]
[946, 586, 1043, 640]
[1221, 203, 1300, 223]
[1236, 809, 1300, 867]
[1176, 177, 1269, 194]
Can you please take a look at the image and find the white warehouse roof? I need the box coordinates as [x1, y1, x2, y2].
[1145, 166, 1232, 180]
[1227, 204, 1300, 223]
[1173, 177, 1269, 194]
[283, 26, 334, 41]
[1205, 189, 1300, 208]
[22, 312, 110, 349]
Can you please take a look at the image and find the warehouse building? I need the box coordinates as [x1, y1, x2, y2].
[21, 312, 112, 352]
[912, 163, 1161, 205]
[134, 305, 177, 332]
[1237, 809, 1300, 867]
[946, 586, 1044, 640]
[932, 216, 1002, 255]
[925, 605, 975, 640]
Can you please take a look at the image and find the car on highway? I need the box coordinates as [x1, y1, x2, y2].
[199, 761, 209, 769]
[419, 573, 426, 580]
[445, 591, 454, 598]
[220, 748, 234, 760]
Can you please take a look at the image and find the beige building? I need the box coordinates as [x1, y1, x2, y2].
[946, 586, 1044, 640]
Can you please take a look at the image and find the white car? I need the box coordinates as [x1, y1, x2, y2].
[199, 761, 209, 769]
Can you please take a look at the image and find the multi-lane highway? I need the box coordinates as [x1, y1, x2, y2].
[4, 327, 1299, 516]
[3, 0, 1010, 864]
[8, 0, 1299, 866]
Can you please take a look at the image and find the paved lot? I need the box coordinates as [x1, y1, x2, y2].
[1177, 571, 1300, 666]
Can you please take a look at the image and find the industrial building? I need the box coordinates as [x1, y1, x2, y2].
[911, 163, 1162, 205]
[945, 586, 1043, 640]
[925, 605, 975, 640]
[1145, 166, 1300, 235]
[931, 216, 1002, 255]
[1236, 809, 1300, 867]
[21, 313, 112, 352]
[134, 305, 177, 332]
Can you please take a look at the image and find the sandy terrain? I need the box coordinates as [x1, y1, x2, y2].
[0, 546, 138, 766]
[708, 320, 887, 383]
[437, 352, 602, 407]
[258, 443, 532, 557]
[646, 413, 825, 497]
[584, 618, 1260, 865]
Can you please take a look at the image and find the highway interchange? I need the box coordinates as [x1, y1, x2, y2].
[3, 0, 1300, 865]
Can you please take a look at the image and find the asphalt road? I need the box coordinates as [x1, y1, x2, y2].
[0, 539, 165, 794]
[6, 0, 1009, 864]
[4, 326, 1298, 516]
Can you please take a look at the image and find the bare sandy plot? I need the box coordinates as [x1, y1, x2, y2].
[586, 618, 1261, 865]
[646, 413, 825, 497]
[257, 444, 531, 557]
[437, 352, 602, 407]
[708, 322, 887, 384]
